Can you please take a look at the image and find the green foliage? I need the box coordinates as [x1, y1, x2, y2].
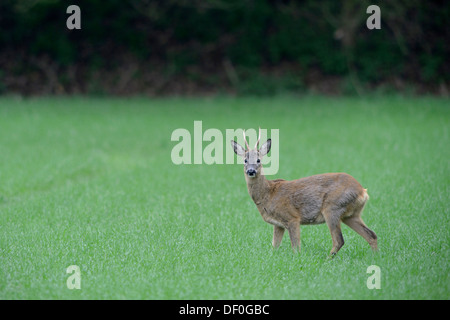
[0, 0, 448, 94]
[236, 68, 304, 96]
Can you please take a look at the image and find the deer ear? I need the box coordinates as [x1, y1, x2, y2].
[231, 140, 245, 157]
[259, 139, 271, 157]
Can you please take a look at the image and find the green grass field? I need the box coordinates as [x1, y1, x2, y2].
[0, 95, 448, 299]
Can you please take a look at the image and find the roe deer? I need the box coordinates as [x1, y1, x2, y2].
[231, 129, 377, 257]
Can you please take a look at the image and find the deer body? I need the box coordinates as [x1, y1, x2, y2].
[232, 131, 377, 256]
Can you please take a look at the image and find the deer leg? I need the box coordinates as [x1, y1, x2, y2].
[324, 210, 345, 257]
[286, 222, 300, 253]
[272, 226, 285, 249]
[342, 216, 378, 251]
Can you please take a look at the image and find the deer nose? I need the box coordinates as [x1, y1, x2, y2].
[247, 169, 256, 176]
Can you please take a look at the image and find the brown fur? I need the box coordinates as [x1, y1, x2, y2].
[232, 138, 377, 256]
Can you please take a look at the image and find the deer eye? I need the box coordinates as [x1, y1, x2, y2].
[257, 159, 260, 163]
[244, 159, 248, 163]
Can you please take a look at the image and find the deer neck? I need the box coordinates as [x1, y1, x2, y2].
[245, 171, 270, 205]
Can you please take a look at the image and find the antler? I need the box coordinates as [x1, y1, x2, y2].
[243, 129, 250, 150]
[255, 127, 261, 149]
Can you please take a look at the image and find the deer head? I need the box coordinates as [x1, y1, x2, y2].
[231, 128, 271, 178]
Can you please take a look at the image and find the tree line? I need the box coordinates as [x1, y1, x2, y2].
[0, 0, 448, 95]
